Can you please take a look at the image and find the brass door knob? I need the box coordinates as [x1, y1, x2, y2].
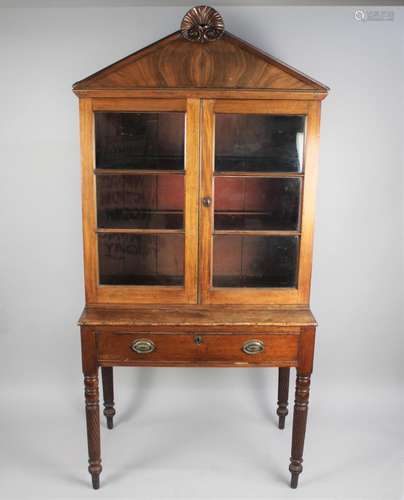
[202, 196, 212, 207]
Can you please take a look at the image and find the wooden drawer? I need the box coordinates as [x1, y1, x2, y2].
[96, 331, 299, 367]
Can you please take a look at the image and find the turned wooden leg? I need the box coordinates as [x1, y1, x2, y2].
[289, 372, 311, 489]
[101, 367, 115, 429]
[288, 326, 315, 489]
[81, 327, 102, 489]
[277, 367, 290, 429]
[84, 373, 102, 489]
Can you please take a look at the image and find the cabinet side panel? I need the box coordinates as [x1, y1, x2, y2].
[79, 98, 98, 302]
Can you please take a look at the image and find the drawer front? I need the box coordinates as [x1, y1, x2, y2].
[96, 332, 299, 367]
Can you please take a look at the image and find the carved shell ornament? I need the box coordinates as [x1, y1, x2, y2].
[181, 5, 225, 43]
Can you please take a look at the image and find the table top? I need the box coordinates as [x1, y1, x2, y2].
[79, 305, 316, 328]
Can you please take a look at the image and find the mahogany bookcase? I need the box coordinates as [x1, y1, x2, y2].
[73, 5, 328, 490]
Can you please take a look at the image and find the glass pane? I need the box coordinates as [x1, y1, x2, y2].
[214, 177, 300, 231]
[215, 114, 305, 172]
[95, 112, 184, 170]
[98, 234, 184, 286]
[97, 174, 184, 229]
[212, 235, 298, 287]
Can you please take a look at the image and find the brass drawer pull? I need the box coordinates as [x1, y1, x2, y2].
[131, 339, 155, 354]
[242, 339, 264, 355]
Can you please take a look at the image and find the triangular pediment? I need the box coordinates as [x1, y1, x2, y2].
[73, 31, 328, 92]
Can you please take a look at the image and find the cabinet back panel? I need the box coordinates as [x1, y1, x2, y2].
[97, 174, 184, 229]
[214, 177, 301, 231]
[98, 233, 184, 286]
[212, 235, 299, 288]
[95, 112, 185, 170]
[215, 114, 305, 173]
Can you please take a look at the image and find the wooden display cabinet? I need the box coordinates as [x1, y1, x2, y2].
[73, 5, 328, 490]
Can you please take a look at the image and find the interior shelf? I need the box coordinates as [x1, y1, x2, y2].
[215, 156, 303, 173]
[96, 227, 184, 234]
[215, 212, 299, 232]
[214, 229, 300, 236]
[99, 274, 183, 286]
[95, 169, 185, 176]
[97, 210, 183, 230]
[214, 171, 303, 178]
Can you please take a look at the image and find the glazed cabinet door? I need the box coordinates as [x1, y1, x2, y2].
[199, 99, 321, 305]
[80, 98, 200, 304]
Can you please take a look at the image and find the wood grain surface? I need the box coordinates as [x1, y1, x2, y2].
[73, 32, 328, 92]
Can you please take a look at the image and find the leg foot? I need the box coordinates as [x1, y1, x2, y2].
[102, 367, 116, 429]
[290, 472, 299, 489]
[91, 473, 100, 490]
[277, 367, 290, 429]
[289, 372, 311, 488]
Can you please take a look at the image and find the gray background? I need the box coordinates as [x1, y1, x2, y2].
[0, 4, 403, 499]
